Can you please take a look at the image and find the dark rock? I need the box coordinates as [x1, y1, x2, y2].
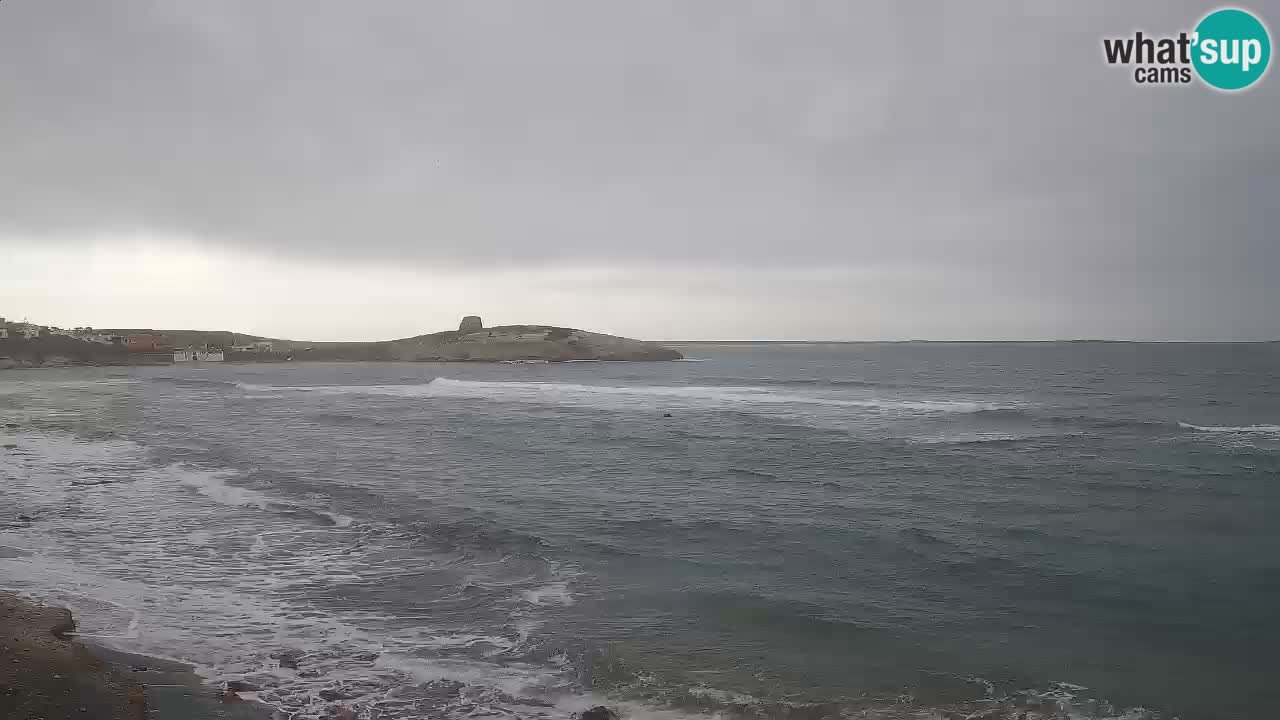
[319, 688, 355, 701]
[273, 650, 304, 669]
[783, 701, 841, 720]
[225, 680, 261, 692]
[496, 693, 555, 708]
[17, 515, 34, 522]
[391, 679, 463, 702]
[580, 705, 618, 720]
[49, 608, 76, 638]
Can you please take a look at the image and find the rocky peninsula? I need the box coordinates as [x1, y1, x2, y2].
[257, 316, 682, 363]
[0, 316, 682, 368]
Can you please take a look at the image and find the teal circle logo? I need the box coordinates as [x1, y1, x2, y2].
[1192, 8, 1271, 90]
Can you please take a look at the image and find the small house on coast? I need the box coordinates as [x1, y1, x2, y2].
[230, 341, 274, 353]
[174, 346, 225, 362]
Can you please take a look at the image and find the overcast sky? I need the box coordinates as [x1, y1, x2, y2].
[2, 1, 1277, 341]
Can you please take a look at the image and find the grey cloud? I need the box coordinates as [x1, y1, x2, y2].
[1, 1, 1277, 338]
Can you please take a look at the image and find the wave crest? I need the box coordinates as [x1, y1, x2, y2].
[1178, 422, 1280, 433]
[236, 377, 1007, 415]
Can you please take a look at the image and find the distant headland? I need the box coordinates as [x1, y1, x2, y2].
[0, 315, 683, 368]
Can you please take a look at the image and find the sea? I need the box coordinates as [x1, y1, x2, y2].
[2, 343, 1278, 720]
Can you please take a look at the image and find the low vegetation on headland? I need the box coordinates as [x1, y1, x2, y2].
[0, 315, 682, 368]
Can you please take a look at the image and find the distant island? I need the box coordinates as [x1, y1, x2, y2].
[0, 315, 682, 368]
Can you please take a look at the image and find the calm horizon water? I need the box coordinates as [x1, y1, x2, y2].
[2, 343, 1278, 719]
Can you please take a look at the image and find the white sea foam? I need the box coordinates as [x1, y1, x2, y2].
[177, 467, 277, 510]
[374, 652, 570, 701]
[239, 377, 1005, 415]
[908, 432, 1029, 445]
[520, 581, 574, 606]
[320, 510, 356, 527]
[1178, 422, 1280, 433]
[0, 427, 590, 720]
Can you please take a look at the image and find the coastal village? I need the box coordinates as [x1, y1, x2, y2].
[0, 317, 273, 365]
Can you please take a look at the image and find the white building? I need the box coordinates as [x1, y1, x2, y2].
[20, 324, 40, 340]
[0, 328, 8, 339]
[175, 348, 226, 362]
[231, 341, 273, 353]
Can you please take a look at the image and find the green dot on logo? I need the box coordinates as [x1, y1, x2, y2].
[1192, 8, 1271, 90]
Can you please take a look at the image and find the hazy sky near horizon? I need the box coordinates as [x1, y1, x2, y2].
[2, 1, 1278, 341]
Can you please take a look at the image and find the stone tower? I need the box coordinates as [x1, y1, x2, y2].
[458, 316, 483, 334]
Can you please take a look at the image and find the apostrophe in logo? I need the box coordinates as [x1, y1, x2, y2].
[1192, 8, 1270, 90]
[1102, 7, 1271, 91]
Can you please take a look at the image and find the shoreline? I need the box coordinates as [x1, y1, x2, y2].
[1, 591, 274, 720]
[0, 357, 683, 370]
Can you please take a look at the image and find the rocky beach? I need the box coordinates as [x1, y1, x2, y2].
[1, 591, 274, 720]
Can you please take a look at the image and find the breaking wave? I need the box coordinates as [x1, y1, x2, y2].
[147, 376, 240, 389]
[0, 429, 583, 720]
[236, 377, 1007, 415]
[1178, 422, 1280, 433]
[178, 467, 279, 510]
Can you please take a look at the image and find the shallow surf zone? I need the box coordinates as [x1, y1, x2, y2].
[599, 679, 1172, 720]
[0, 428, 591, 719]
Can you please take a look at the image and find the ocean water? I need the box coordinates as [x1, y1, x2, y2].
[2, 343, 1278, 720]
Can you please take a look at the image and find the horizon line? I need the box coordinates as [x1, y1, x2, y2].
[664, 338, 1280, 344]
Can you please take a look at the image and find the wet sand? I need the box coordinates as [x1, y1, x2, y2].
[1, 591, 273, 719]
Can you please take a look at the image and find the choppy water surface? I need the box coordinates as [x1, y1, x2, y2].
[2, 343, 1279, 719]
